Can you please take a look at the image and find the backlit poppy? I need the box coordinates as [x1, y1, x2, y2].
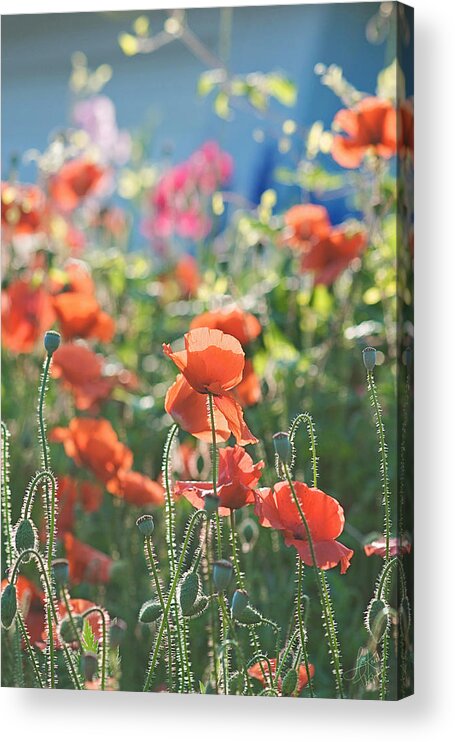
[51, 343, 115, 410]
[165, 374, 231, 444]
[235, 359, 262, 408]
[331, 96, 397, 169]
[364, 536, 411, 558]
[254, 481, 353, 573]
[281, 203, 331, 251]
[50, 418, 133, 485]
[107, 470, 165, 507]
[52, 293, 115, 342]
[300, 227, 367, 285]
[175, 254, 200, 297]
[248, 657, 315, 694]
[1, 278, 55, 353]
[175, 445, 264, 516]
[1, 182, 48, 240]
[190, 307, 261, 348]
[64, 533, 113, 584]
[163, 328, 257, 445]
[49, 159, 106, 211]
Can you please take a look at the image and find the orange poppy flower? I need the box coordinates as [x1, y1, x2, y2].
[51, 343, 115, 410]
[1, 278, 55, 353]
[1, 182, 48, 239]
[64, 533, 113, 585]
[190, 307, 261, 347]
[165, 374, 231, 444]
[300, 226, 367, 285]
[51, 260, 96, 296]
[107, 470, 165, 507]
[398, 100, 414, 159]
[331, 96, 397, 168]
[364, 536, 411, 558]
[79, 481, 104, 513]
[53, 475, 104, 536]
[235, 359, 262, 407]
[1, 576, 44, 645]
[163, 328, 257, 445]
[175, 254, 200, 297]
[254, 481, 353, 573]
[52, 293, 115, 342]
[49, 159, 106, 211]
[281, 203, 331, 251]
[248, 657, 315, 694]
[175, 445, 264, 516]
[50, 418, 133, 485]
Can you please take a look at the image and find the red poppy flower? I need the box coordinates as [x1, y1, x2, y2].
[49, 159, 106, 211]
[248, 657, 315, 694]
[300, 226, 367, 285]
[165, 374, 231, 443]
[1, 576, 45, 645]
[107, 470, 165, 507]
[50, 418, 133, 485]
[175, 445, 263, 516]
[331, 96, 397, 168]
[52, 260, 96, 297]
[235, 359, 262, 407]
[175, 254, 200, 297]
[64, 533, 113, 585]
[398, 100, 414, 159]
[364, 536, 411, 558]
[163, 328, 257, 445]
[1, 278, 56, 353]
[1, 182, 48, 239]
[53, 475, 104, 536]
[79, 481, 104, 513]
[52, 293, 115, 342]
[281, 203, 331, 251]
[254, 481, 353, 573]
[51, 343, 115, 410]
[190, 307, 261, 348]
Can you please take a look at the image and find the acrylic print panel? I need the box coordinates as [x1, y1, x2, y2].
[1, 2, 414, 700]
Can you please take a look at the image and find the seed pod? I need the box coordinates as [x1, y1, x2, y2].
[14, 519, 37, 559]
[213, 559, 233, 592]
[59, 614, 84, 644]
[366, 597, 389, 643]
[179, 572, 199, 616]
[139, 599, 163, 624]
[136, 514, 154, 537]
[52, 558, 70, 588]
[109, 617, 127, 648]
[231, 589, 249, 619]
[81, 652, 98, 682]
[281, 668, 298, 697]
[185, 595, 209, 619]
[273, 431, 292, 464]
[362, 346, 377, 371]
[1, 583, 17, 629]
[235, 605, 262, 625]
[44, 330, 61, 355]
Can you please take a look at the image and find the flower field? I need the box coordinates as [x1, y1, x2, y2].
[1, 6, 413, 700]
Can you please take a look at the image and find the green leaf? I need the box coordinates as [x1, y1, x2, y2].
[265, 73, 297, 107]
[81, 619, 98, 654]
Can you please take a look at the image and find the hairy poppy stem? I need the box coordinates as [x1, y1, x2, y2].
[283, 464, 344, 698]
[82, 607, 109, 691]
[16, 610, 45, 688]
[296, 559, 314, 697]
[144, 537, 174, 690]
[1, 421, 14, 567]
[143, 510, 206, 692]
[61, 588, 83, 652]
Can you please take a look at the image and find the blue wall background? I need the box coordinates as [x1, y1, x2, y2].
[2, 4, 391, 215]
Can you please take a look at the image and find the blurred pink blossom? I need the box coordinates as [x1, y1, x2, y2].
[73, 96, 131, 165]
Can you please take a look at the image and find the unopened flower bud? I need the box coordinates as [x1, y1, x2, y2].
[59, 613, 84, 644]
[52, 558, 70, 588]
[179, 571, 199, 616]
[362, 346, 377, 371]
[139, 598, 163, 624]
[109, 617, 127, 648]
[235, 604, 262, 625]
[281, 668, 298, 696]
[366, 597, 389, 643]
[213, 559, 233, 592]
[273, 432, 292, 464]
[204, 493, 220, 514]
[231, 589, 249, 619]
[1, 583, 17, 629]
[136, 514, 154, 537]
[81, 652, 98, 682]
[14, 518, 37, 557]
[44, 330, 61, 355]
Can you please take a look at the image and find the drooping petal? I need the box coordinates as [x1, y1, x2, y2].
[165, 374, 230, 443]
[287, 536, 353, 574]
[213, 393, 258, 445]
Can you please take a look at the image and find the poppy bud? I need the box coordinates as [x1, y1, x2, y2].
[14, 518, 37, 557]
[231, 589, 249, 619]
[235, 605, 262, 625]
[136, 514, 155, 537]
[44, 330, 61, 355]
[139, 598, 163, 624]
[59, 614, 84, 644]
[184, 594, 209, 619]
[273, 432, 292, 464]
[109, 617, 127, 648]
[281, 668, 298, 696]
[362, 346, 377, 371]
[179, 571, 199, 616]
[366, 597, 389, 643]
[213, 559, 233, 592]
[52, 558, 70, 588]
[81, 652, 98, 682]
[1, 583, 17, 629]
[204, 493, 220, 514]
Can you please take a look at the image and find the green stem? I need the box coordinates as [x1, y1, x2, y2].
[16, 611, 44, 688]
[143, 510, 207, 691]
[145, 537, 174, 690]
[367, 369, 392, 562]
[296, 559, 314, 697]
[289, 412, 318, 486]
[1, 421, 14, 568]
[82, 607, 108, 691]
[283, 463, 344, 698]
[22, 470, 56, 521]
[62, 588, 83, 652]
